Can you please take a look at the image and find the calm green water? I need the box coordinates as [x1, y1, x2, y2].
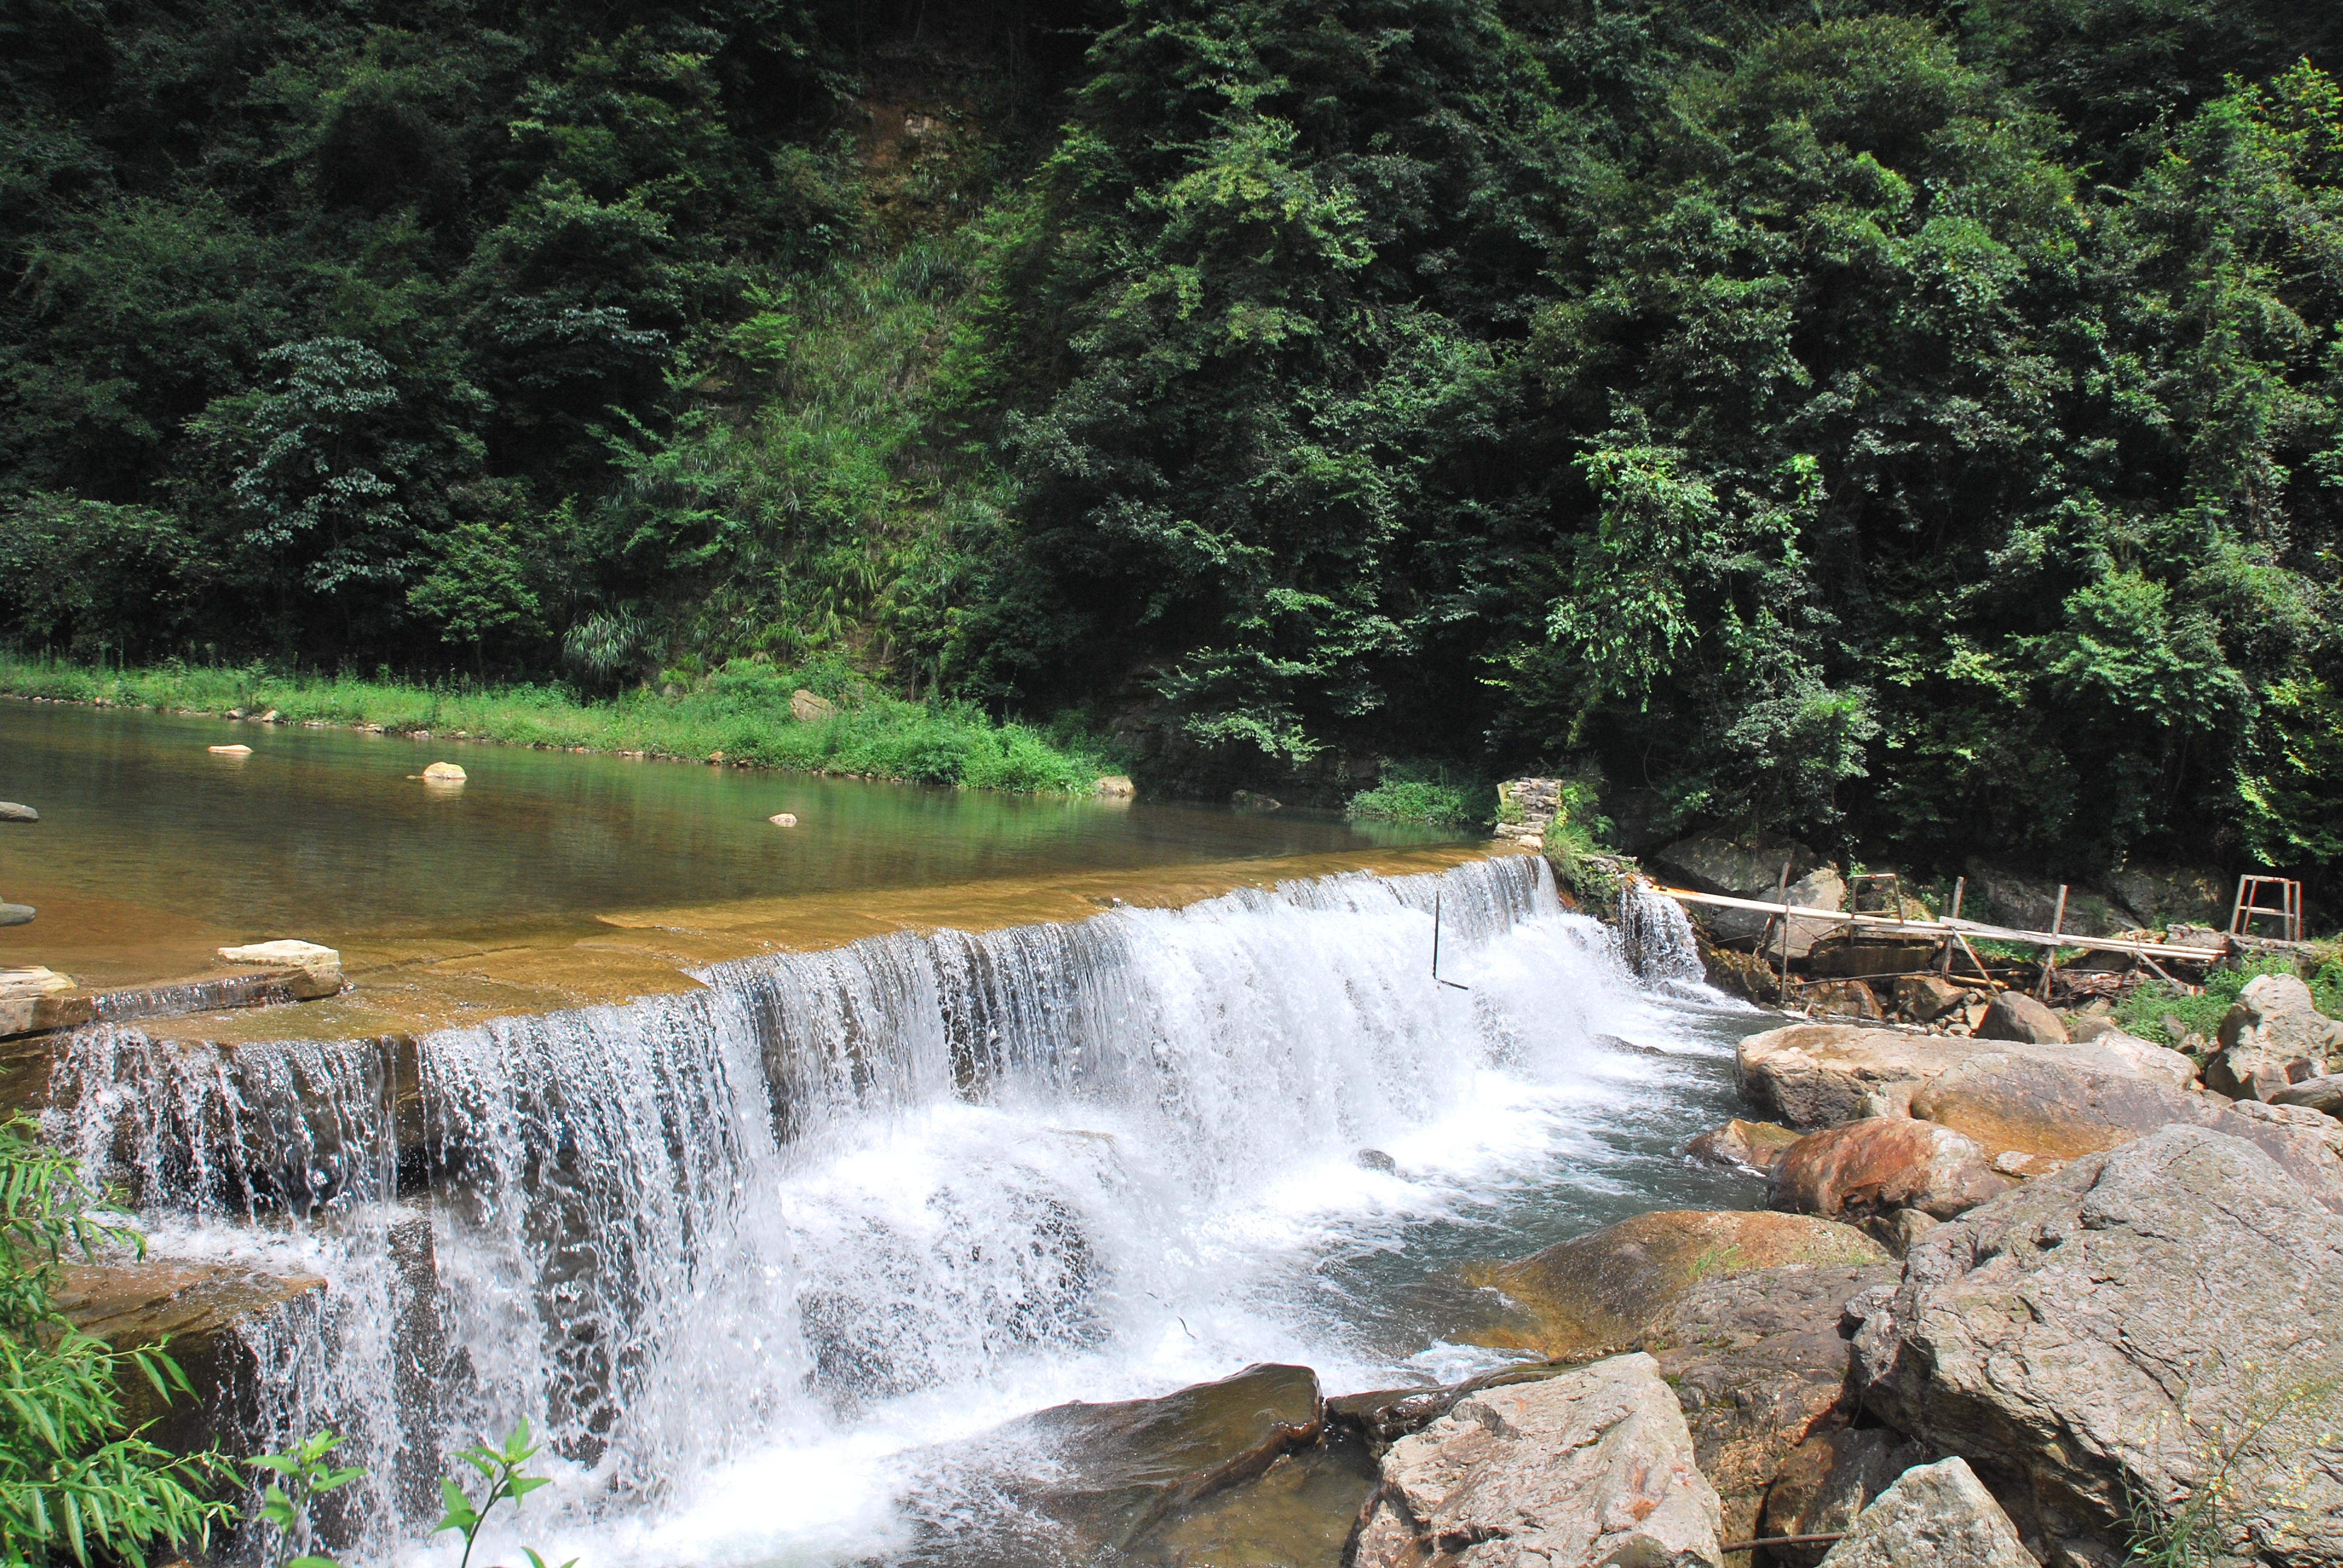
[0, 701, 1458, 948]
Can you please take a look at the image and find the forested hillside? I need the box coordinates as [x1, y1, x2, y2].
[5, 0, 2341, 886]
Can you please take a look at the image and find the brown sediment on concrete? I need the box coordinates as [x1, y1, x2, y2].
[8, 842, 1523, 1051]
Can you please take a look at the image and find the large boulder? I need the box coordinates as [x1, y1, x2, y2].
[1482, 1210, 1886, 1356]
[1656, 837, 1846, 958]
[1349, 1352, 1723, 1568]
[1768, 1119, 2013, 1223]
[1908, 1053, 2343, 1207]
[1735, 1026, 2172, 1130]
[1961, 863, 2140, 938]
[1974, 991, 2065, 1044]
[1815, 1457, 2034, 1568]
[1647, 1263, 1899, 1557]
[2103, 861, 2227, 933]
[2210, 973, 2343, 1101]
[1853, 1127, 2343, 1565]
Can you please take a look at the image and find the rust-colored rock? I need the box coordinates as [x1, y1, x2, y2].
[1769, 1118, 2014, 1221]
[1689, 1119, 1804, 1174]
[1758, 1428, 1923, 1567]
[1480, 1210, 1886, 1357]
[1976, 991, 2066, 1044]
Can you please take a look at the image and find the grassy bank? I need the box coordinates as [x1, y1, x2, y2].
[0, 656, 1115, 794]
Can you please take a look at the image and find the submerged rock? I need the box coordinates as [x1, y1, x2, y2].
[1350, 1351, 1723, 1568]
[1008, 1362, 1325, 1555]
[1853, 1127, 2343, 1564]
[1815, 1457, 2033, 1568]
[1768, 1118, 2012, 1223]
[1484, 1210, 1886, 1357]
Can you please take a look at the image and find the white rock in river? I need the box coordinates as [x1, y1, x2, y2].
[208, 744, 253, 756]
[1350, 1351, 1722, 1567]
[422, 760, 466, 782]
[769, 813, 798, 827]
[0, 802, 36, 823]
[216, 941, 344, 999]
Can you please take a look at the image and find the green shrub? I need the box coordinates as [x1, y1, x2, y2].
[2115, 955, 2343, 1047]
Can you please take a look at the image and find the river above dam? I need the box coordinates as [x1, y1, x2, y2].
[0, 701, 1467, 1028]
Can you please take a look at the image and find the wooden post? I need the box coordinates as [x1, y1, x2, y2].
[1938, 876, 1966, 976]
[2230, 874, 2249, 938]
[1772, 858, 1794, 1005]
[2037, 884, 2068, 1000]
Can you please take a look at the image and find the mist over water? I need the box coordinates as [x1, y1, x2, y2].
[46, 858, 1768, 1566]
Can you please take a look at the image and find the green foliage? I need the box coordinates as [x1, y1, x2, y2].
[0, 495, 213, 661]
[1348, 771, 1490, 830]
[2114, 955, 2343, 1047]
[246, 1429, 362, 1568]
[434, 1420, 569, 1568]
[0, 1117, 235, 1566]
[0, 654, 1114, 795]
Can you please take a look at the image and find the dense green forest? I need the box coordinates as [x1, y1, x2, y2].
[4, 0, 2341, 886]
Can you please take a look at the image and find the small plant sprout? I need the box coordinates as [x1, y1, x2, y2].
[433, 1419, 576, 1568]
[246, 1429, 362, 1568]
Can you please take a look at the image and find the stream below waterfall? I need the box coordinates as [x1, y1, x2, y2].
[46, 855, 1776, 1566]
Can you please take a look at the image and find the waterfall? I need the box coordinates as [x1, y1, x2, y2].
[1614, 882, 1706, 989]
[44, 853, 1735, 1565]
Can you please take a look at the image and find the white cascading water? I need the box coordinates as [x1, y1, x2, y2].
[46, 856, 1742, 1566]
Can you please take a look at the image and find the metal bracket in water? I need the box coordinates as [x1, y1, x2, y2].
[1432, 892, 1470, 991]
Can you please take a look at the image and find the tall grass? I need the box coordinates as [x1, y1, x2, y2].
[0, 654, 1114, 795]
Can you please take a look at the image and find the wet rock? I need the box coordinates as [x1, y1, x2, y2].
[1815, 1457, 2033, 1568]
[1699, 934, 1781, 1005]
[768, 812, 798, 828]
[1349, 1352, 1723, 1568]
[1354, 1148, 1398, 1173]
[1484, 1210, 1886, 1357]
[1012, 1363, 1325, 1553]
[1768, 1119, 2013, 1223]
[790, 688, 837, 722]
[1689, 1120, 1805, 1174]
[1806, 981, 1885, 1022]
[56, 1258, 327, 1455]
[1125, 1424, 1377, 1567]
[2272, 1074, 2343, 1116]
[1734, 1026, 2172, 1131]
[421, 760, 465, 782]
[0, 802, 37, 823]
[1758, 1428, 1924, 1567]
[1093, 774, 1136, 800]
[2210, 973, 2343, 1100]
[1230, 789, 1283, 811]
[1891, 976, 1966, 1023]
[1974, 991, 2065, 1044]
[1645, 1262, 1900, 1557]
[1853, 1128, 2343, 1564]
[208, 743, 252, 756]
[1908, 1053, 2343, 1207]
[1656, 837, 1844, 959]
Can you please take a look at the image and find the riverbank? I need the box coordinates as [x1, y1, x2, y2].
[0, 655, 1113, 794]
